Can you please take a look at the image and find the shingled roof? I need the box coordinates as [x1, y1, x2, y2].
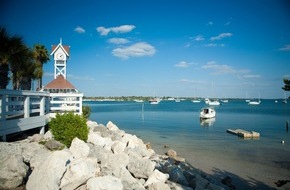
[43, 75, 76, 90]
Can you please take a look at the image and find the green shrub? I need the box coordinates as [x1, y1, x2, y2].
[82, 105, 91, 120]
[49, 112, 89, 147]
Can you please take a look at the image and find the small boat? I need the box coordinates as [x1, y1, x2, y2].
[192, 99, 201, 103]
[205, 98, 220, 106]
[248, 100, 261, 105]
[200, 107, 216, 119]
[149, 98, 160, 105]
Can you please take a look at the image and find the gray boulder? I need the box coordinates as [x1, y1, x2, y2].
[0, 154, 29, 189]
[26, 150, 73, 190]
[86, 175, 123, 190]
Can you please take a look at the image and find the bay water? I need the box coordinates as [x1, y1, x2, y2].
[85, 99, 290, 189]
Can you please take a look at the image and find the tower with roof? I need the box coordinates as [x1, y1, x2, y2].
[43, 39, 78, 93]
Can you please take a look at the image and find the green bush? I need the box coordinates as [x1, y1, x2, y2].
[49, 112, 89, 147]
[82, 105, 91, 120]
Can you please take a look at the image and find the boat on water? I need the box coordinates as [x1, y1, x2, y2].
[205, 98, 220, 106]
[248, 100, 261, 105]
[192, 99, 201, 103]
[200, 107, 216, 119]
[149, 98, 160, 105]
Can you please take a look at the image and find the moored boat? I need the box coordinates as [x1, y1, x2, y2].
[200, 107, 216, 119]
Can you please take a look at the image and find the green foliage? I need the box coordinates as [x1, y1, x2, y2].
[282, 78, 290, 91]
[82, 105, 91, 120]
[49, 112, 89, 147]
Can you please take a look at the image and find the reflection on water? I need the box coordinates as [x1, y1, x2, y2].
[200, 118, 216, 127]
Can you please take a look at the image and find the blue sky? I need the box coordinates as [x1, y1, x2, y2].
[1, 0, 290, 98]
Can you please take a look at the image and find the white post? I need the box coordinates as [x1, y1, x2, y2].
[0, 94, 6, 121]
[24, 96, 30, 118]
[40, 96, 45, 116]
[79, 95, 83, 115]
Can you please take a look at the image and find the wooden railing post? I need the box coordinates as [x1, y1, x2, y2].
[24, 96, 30, 118]
[40, 96, 45, 116]
[0, 94, 6, 121]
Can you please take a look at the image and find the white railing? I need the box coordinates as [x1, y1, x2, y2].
[0, 90, 83, 141]
[49, 92, 83, 116]
[0, 89, 50, 141]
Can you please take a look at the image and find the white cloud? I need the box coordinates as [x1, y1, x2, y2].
[112, 42, 156, 59]
[96, 27, 111, 36]
[242, 74, 261, 79]
[204, 43, 225, 47]
[204, 43, 217, 47]
[97, 25, 136, 36]
[108, 38, 130, 44]
[194, 35, 205, 41]
[210, 33, 233, 41]
[74, 26, 85, 33]
[202, 61, 248, 75]
[278, 44, 290, 51]
[174, 61, 190, 68]
[207, 21, 213, 26]
[180, 79, 206, 84]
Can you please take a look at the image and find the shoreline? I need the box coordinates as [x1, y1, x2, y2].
[148, 139, 290, 190]
[0, 120, 230, 190]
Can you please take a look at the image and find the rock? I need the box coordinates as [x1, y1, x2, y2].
[0, 142, 24, 160]
[166, 166, 189, 186]
[87, 132, 112, 148]
[106, 166, 145, 190]
[69, 137, 90, 159]
[43, 130, 53, 140]
[0, 154, 29, 190]
[86, 175, 123, 190]
[111, 140, 126, 154]
[167, 149, 177, 157]
[29, 134, 44, 142]
[144, 169, 169, 187]
[221, 176, 235, 189]
[148, 181, 171, 190]
[45, 139, 65, 150]
[107, 121, 119, 131]
[86, 120, 98, 131]
[93, 124, 107, 133]
[60, 157, 100, 190]
[102, 152, 129, 169]
[29, 149, 51, 170]
[26, 150, 73, 190]
[127, 156, 156, 178]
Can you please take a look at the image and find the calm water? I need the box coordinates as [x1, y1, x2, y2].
[85, 99, 290, 189]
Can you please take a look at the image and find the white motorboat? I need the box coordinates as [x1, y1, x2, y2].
[200, 107, 216, 119]
[149, 98, 160, 104]
[205, 98, 220, 106]
[192, 99, 201, 103]
[248, 100, 261, 105]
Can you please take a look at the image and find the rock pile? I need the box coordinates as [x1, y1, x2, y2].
[0, 120, 227, 190]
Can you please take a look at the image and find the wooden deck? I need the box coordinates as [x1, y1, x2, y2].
[0, 89, 83, 141]
[227, 129, 260, 138]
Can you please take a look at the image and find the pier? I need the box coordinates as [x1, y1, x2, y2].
[0, 89, 83, 141]
[227, 129, 260, 138]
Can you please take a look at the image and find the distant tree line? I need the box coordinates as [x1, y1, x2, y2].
[0, 27, 50, 90]
[282, 78, 290, 99]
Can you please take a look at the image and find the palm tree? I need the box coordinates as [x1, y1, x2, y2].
[33, 44, 50, 90]
[0, 27, 29, 89]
